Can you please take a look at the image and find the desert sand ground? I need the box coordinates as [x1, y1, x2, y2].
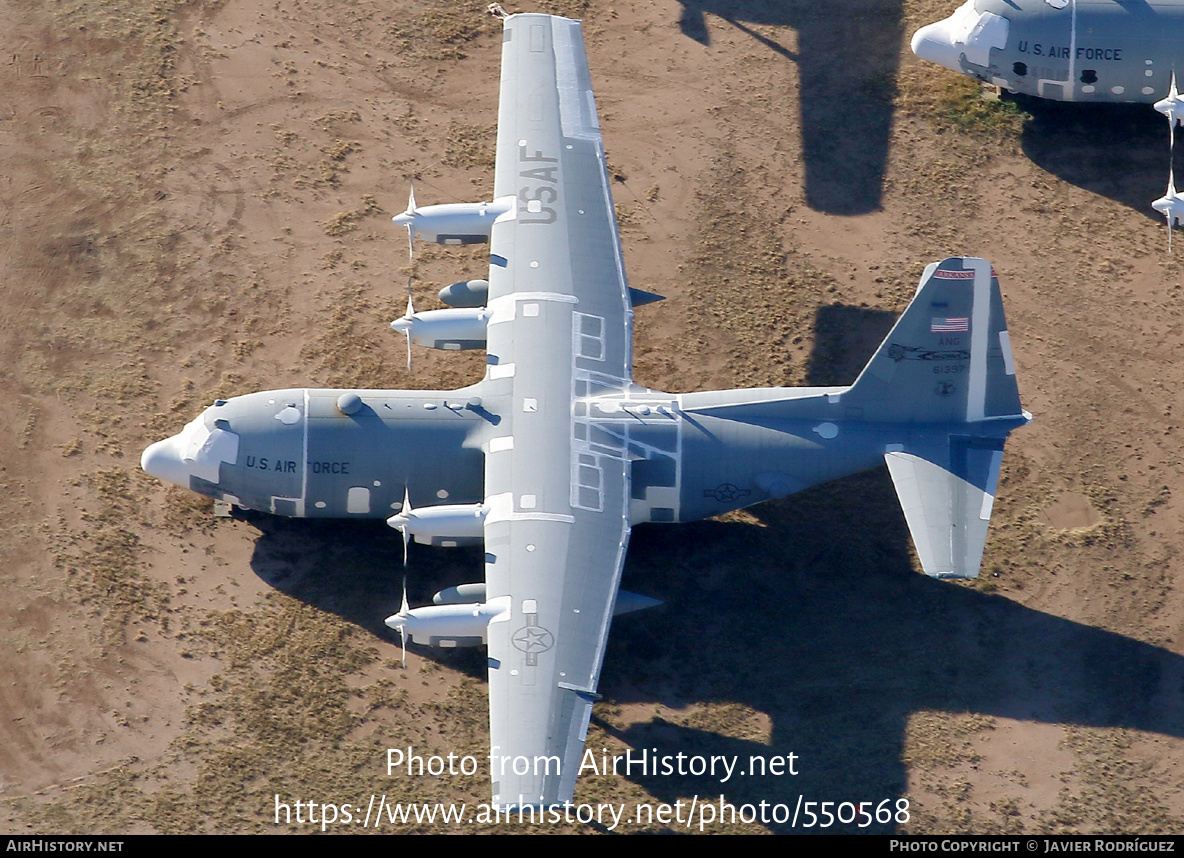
[0, 0, 1182, 834]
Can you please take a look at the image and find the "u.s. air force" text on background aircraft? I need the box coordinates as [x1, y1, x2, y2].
[141, 12, 1030, 809]
[910, 0, 1184, 237]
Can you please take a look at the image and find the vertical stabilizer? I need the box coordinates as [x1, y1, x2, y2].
[843, 258, 1024, 425]
[851, 258, 1028, 578]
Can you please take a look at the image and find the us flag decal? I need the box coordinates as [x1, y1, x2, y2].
[931, 317, 969, 333]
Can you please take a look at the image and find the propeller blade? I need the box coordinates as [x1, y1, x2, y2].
[406, 183, 417, 261]
[1155, 73, 1183, 252]
[383, 574, 412, 667]
[1156, 71, 1182, 124]
[389, 280, 416, 373]
[1153, 167, 1179, 253]
[392, 182, 418, 261]
[1165, 71, 1174, 162]
[400, 487, 412, 565]
[405, 282, 415, 372]
[399, 576, 409, 667]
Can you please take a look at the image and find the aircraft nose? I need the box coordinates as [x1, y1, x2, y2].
[141, 436, 192, 488]
[911, 21, 960, 72]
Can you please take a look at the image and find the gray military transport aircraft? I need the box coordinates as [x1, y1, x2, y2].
[911, 0, 1184, 236]
[911, 0, 1184, 104]
[141, 12, 1030, 809]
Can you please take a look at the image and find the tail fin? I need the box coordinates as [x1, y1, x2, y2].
[678, 258, 1028, 578]
[858, 258, 1029, 578]
[843, 257, 1023, 425]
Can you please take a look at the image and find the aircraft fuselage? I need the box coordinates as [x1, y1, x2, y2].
[143, 381, 1016, 532]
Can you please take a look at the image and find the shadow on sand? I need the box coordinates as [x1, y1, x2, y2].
[673, 0, 904, 216]
[1017, 94, 1172, 221]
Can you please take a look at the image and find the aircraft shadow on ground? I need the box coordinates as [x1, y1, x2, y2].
[804, 303, 898, 386]
[604, 301, 1183, 831]
[244, 300, 1183, 831]
[672, 0, 903, 216]
[247, 515, 491, 676]
[608, 478, 1184, 832]
[1016, 95, 1171, 219]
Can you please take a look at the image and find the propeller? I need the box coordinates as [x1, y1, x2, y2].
[383, 491, 415, 666]
[1154, 72, 1184, 253]
[392, 183, 418, 261]
[389, 278, 416, 372]
[386, 576, 411, 668]
[1152, 166, 1184, 253]
[1155, 72, 1184, 143]
[387, 486, 414, 566]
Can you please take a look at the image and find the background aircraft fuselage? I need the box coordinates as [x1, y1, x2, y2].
[913, 0, 1184, 103]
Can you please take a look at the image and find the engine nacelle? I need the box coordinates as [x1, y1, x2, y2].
[387, 502, 487, 546]
[392, 198, 514, 245]
[433, 583, 488, 605]
[385, 597, 510, 647]
[438, 279, 489, 308]
[390, 307, 489, 351]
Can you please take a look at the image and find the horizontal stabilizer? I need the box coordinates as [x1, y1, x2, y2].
[885, 436, 1005, 578]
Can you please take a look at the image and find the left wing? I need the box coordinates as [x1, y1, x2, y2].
[479, 13, 634, 808]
